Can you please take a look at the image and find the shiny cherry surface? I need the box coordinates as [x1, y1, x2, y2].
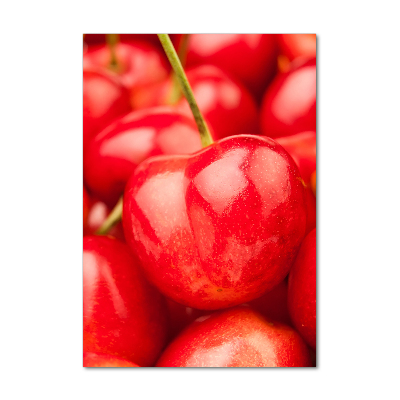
[261, 58, 316, 138]
[123, 135, 307, 310]
[186, 34, 278, 100]
[156, 307, 312, 367]
[83, 236, 168, 366]
[84, 106, 203, 207]
[83, 352, 139, 367]
[83, 69, 131, 154]
[132, 65, 259, 140]
[288, 228, 316, 349]
[83, 41, 169, 90]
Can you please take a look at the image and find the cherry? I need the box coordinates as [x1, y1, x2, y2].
[83, 352, 139, 367]
[287, 228, 316, 350]
[83, 40, 169, 93]
[123, 134, 307, 310]
[156, 307, 312, 367]
[278, 34, 316, 62]
[83, 69, 131, 154]
[275, 131, 316, 185]
[186, 34, 278, 101]
[260, 57, 316, 139]
[84, 106, 203, 207]
[132, 65, 259, 140]
[247, 279, 292, 326]
[83, 236, 168, 366]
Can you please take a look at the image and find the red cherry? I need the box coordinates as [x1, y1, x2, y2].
[84, 106, 203, 207]
[83, 352, 139, 367]
[186, 34, 278, 100]
[132, 65, 259, 140]
[247, 279, 292, 326]
[278, 34, 316, 62]
[123, 135, 307, 310]
[287, 228, 316, 349]
[83, 69, 131, 154]
[156, 307, 312, 367]
[260, 57, 316, 139]
[83, 186, 90, 231]
[83, 236, 168, 366]
[83, 198, 125, 241]
[275, 131, 316, 185]
[83, 41, 169, 91]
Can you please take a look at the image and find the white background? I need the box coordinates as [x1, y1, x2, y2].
[1, 1, 399, 399]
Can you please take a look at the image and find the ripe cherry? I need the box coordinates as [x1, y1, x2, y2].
[287, 228, 316, 349]
[84, 106, 203, 207]
[83, 236, 168, 366]
[260, 57, 316, 139]
[83, 352, 139, 367]
[123, 134, 307, 310]
[156, 307, 312, 367]
[186, 34, 278, 101]
[83, 69, 131, 154]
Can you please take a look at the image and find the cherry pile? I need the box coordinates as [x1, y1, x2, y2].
[83, 34, 316, 368]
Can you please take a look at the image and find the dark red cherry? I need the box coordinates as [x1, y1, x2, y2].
[156, 307, 312, 367]
[132, 65, 259, 140]
[123, 135, 307, 310]
[260, 58, 316, 139]
[186, 34, 278, 100]
[83, 236, 168, 366]
[84, 106, 203, 207]
[287, 228, 316, 349]
[83, 69, 131, 154]
[83, 41, 169, 91]
[305, 187, 316, 235]
[83, 352, 139, 367]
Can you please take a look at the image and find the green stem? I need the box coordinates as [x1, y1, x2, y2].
[106, 34, 120, 71]
[95, 197, 123, 236]
[158, 34, 213, 148]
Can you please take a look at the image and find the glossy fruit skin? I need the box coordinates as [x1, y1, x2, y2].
[247, 279, 292, 325]
[287, 228, 316, 350]
[156, 307, 312, 367]
[260, 58, 316, 139]
[83, 41, 169, 91]
[123, 135, 307, 310]
[278, 34, 316, 62]
[84, 106, 203, 207]
[83, 236, 168, 366]
[83, 352, 139, 367]
[83, 69, 131, 154]
[275, 131, 316, 185]
[131, 65, 259, 140]
[83, 198, 125, 241]
[186, 34, 278, 100]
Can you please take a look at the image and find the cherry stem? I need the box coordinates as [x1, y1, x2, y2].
[95, 196, 123, 236]
[106, 34, 120, 70]
[168, 34, 190, 104]
[158, 34, 213, 147]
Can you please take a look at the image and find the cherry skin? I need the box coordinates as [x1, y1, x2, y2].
[287, 228, 316, 350]
[84, 106, 203, 207]
[83, 236, 168, 366]
[83, 40, 169, 92]
[260, 57, 316, 139]
[278, 34, 316, 62]
[123, 135, 307, 310]
[156, 306, 312, 367]
[186, 34, 278, 101]
[247, 279, 292, 326]
[83, 352, 139, 367]
[132, 65, 259, 140]
[275, 131, 316, 185]
[83, 69, 131, 154]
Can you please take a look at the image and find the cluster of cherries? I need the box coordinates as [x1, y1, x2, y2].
[83, 34, 316, 368]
